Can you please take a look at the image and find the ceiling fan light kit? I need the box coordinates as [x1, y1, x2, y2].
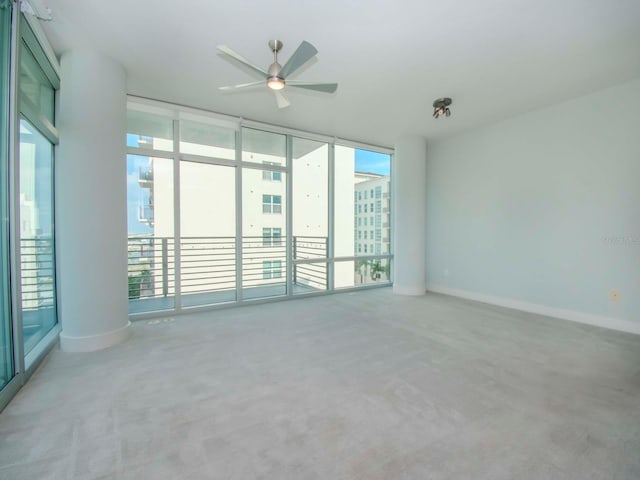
[218, 39, 338, 108]
[433, 97, 452, 118]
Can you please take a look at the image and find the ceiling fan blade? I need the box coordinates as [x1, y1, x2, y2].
[288, 82, 338, 94]
[278, 41, 318, 78]
[274, 91, 290, 109]
[217, 45, 269, 79]
[218, 81, 264, 91]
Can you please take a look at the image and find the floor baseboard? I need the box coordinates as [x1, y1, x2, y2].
[426, 284, 640, 335]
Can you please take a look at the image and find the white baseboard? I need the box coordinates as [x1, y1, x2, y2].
[426, 284, 640, 336]
[60, 321, 132, 352]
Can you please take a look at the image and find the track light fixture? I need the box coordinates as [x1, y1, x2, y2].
[433, 97, 452, 119]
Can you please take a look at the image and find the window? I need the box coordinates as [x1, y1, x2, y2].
[262, 162, 282, 182]
[364, 244, 368, 253]
[262, 195, 282, 214]
[18, 17, 60, 358]
[263, 227, 282, 246]
[125, 102, 393, 311]
[0, 1, 12, 392]
[375, 186, 382, 198]
[262, 260, 282, 279]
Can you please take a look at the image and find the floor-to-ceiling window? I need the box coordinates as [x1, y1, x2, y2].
[334, 145, 392, 288]
[1, 9, 60, 411]
[0, 0, 14, 394]
[179, 119, 237, 307]
[242, 128, 288, 300]
[17, 15, 59, 358]
[292, 136, 329, 293]
[125, 98, 393, 316]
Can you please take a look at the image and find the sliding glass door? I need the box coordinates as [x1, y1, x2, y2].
[0, 0, 14, 393]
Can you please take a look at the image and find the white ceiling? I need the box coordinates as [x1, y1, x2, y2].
[40, 0, 640, 147]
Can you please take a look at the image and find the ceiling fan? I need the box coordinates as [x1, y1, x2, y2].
[217, 40, 338, 109]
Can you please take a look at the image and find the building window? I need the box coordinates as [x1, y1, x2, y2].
[364, 204, 368, 213]
[358, 218, 361, 226]
[370, 189, 374, 198]
[262, 227, 282, 246]
[370, 202, 374, 212]
[358, 231, 361, 240]
[358, 204, 361, 214]
[364, 231, 367, 240]
[375, 186, 382, 199]
[263, 260, 282, 279]
[262, 162, 282, 181]
[358, 192, 362, 200]
[262, 194, 282, 214]
[364, 217, 368, 226]
[364, 244, 368, 253]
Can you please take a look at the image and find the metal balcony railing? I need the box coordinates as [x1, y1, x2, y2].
[19, 238, 55, 310]
[138, 166, 153, 186]
[127, 235, 329, 302]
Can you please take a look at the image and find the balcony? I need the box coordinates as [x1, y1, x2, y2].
[127, 235, 330, 313]
[138, 204, 154, 225]
[138, 166, 153, 187]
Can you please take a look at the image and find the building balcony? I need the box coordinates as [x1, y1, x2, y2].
[138, 205, 154, 225]
[138, 166, 153, 187]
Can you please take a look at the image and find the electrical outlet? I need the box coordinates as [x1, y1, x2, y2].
[610, 290, 620, 301]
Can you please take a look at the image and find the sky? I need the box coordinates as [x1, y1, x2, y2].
[354, 149, 391, 175]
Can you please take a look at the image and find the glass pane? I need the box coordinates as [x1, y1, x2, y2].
[292, 137, 328, 262]
[243, 167, 287, 300]
[335, 146, 391, 258]
[126, 110, 173, 152]
[180, 162, 236, 307]
[127, 155, 175, 314]
[242, 128, 286, 166]
[293, 262, 327, 294]
[19, 41, 54, 123]
[335, 258, 392, 289]
[19, 119, 56, 355]
[179, 120, 235, 160]
[1, 2, 14, 391]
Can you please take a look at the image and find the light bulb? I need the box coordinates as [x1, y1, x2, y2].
[267, 77, 285, 91]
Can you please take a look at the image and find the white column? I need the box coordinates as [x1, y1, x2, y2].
[56, 50, 130, 351]
[393, 135, 427, 295]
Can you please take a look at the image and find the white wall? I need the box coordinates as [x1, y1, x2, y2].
[426, 78, 640, 332]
